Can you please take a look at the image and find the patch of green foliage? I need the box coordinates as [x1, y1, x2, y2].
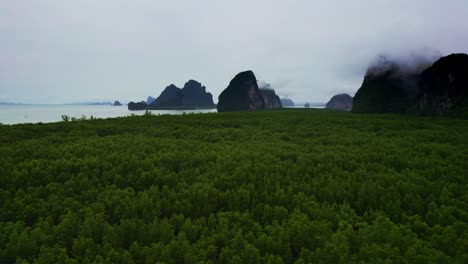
[0, 109, 467, 263]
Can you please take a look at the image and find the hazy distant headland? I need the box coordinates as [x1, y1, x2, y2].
[325, 94, 353, 111]
[65, 101, 125, 106]
[0, 102, 24, 105]
[280, 98, 295, 107]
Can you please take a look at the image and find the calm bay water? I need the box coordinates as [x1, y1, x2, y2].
[0, 105, 217, 125]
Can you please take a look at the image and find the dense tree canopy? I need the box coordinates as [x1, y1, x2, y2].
[0, 109, 467, 263]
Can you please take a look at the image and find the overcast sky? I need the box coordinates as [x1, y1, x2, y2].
[1, 0, 468, 104]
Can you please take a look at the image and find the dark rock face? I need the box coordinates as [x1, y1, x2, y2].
[181, 80, 215, 108]
[128, 101, 147, 111]
[326, 94, 353, 110]
[150, 84, 184, 108]
[113, 101, 122, 106]
[146, 96, 156, 105]
[418, 54, 468, 116]
[259, 85, 282, 109]
[352, 56, 430, 113]
[280, 98, 295, 107]
[217, 71, 265, 112]
[352, 53, 468, 116]
[304, 103, 310, 108]
[148, 81, 214, 109]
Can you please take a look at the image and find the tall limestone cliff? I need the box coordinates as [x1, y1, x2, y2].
[181, 80, 215, 108]
[352, 56, 431, 113]
[259, 84, 282, 109]
[418, 53, 468, 116]
[352, 53, 468, 117]
[217, 71, 266, 112]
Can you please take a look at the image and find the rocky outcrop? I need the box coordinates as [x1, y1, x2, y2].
[352, 56, 430, 113]
[259, 84, 282, 109]
[127, 101, 147, 111]
[418, 54, 468, 116]
[150, 84, 184, 108]
[113, 101, 122, 106]
[280, 98, 295, 107]
[181, 80, 215, 108]
[304, 103, 310, 108]
[147, 81, 215, 109]
[352, 53, 468, 117]
[217, 71, 265, 112]
[146, 96, 156, 105]
[326, 94, 353, 110]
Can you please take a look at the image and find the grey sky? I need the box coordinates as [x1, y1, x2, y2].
[1, 0, 468, 104]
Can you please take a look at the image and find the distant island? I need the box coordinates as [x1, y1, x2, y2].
[0, 102, 24, 105]
[65, 102, 114, 106]
[280, 98, 295, 107]
[326, 94, 353, 111]
[128, 80, 215, 111]
[87, 102, 113, 105]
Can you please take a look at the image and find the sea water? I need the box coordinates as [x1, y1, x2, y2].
[0, 105, 216, 125]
